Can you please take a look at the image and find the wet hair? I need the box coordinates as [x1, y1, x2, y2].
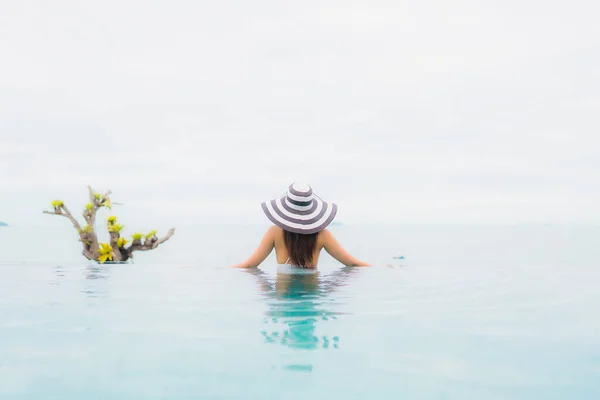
[283, 230, 318, 268]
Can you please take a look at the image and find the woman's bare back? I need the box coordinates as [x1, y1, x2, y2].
[273, 226, 322, 267]
[231, 226, 369, 269]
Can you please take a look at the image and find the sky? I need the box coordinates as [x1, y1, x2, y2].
[1, 0, 599, 226]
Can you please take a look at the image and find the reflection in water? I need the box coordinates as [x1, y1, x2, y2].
[85, 265, 110, 280]
[49, 265, 66, 286]
[83, 264, 110, 297]
[247, 267, 359, 351]
[54, 265, 66, 277]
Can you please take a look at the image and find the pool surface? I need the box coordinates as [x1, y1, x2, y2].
[1, 225, 599, 399]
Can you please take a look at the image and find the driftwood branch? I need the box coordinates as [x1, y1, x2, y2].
[45, 187, 174, 263]
[43, 204, 96, 260]
[83, 186, 112, 254]
[109, 231, 124, 262]
[87, 186, 111, 205]
[42, 208, 82, 233]
[85, 186, 111, 227]
[81, 248, 96, 260]
[127, 228, 175, 256]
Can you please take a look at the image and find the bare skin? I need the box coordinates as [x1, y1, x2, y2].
[231, 226, 370, 268]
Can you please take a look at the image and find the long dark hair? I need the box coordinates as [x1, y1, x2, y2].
[283, 230, 318, 268]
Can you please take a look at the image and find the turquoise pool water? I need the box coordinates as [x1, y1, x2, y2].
[1, 225, 599, 399]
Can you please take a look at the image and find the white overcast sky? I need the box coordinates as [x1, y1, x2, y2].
[1, 0, 599, 225]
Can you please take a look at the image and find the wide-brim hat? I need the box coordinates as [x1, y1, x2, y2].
[261, 183, 338, 234]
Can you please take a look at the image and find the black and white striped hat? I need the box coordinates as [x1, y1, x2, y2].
[261, 183, 338, 234]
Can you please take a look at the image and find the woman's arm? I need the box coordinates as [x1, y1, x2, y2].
[321, 229, 370, 267]
[230, 227, 276, 268]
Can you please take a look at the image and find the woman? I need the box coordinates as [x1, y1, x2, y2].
[231, 183, 370, 270]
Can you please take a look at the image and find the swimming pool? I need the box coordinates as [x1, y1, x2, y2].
[1, 225, 599, 399]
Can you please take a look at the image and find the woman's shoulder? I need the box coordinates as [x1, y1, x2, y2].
[319, 228, 333, 238]
[268, 225, 283, 233]
[267, 225, 284, 239]
[316, 228, 334, 245]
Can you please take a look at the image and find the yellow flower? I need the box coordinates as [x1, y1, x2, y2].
[145, 230, 157, 240]
[98, 243, 113, 263]
[117, 237, 129, 248]
[131, 233, 143, 241]
[85, 203, 93, 211]
[51, 200, 64, 208]
[80, 225, 92, 233]
[94, 192, 102, 200]
[102, 198, 112, 209]
[108, 223, 124, 233]
[107, 215, 117, 224]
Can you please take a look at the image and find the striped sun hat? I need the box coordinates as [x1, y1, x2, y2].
[261, 183, 338, 234]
